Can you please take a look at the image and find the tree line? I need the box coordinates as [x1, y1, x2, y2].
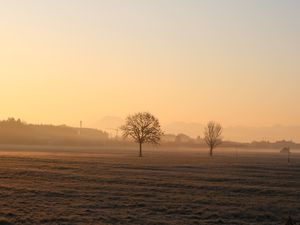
[0, 118, 109, 146]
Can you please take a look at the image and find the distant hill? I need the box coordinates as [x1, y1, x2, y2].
[91, 116, 124, 133]
[0, 118, 109, 146]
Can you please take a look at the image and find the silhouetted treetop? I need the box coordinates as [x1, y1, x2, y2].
[120, 112, 164, 157]
[204, 121, 222, 156]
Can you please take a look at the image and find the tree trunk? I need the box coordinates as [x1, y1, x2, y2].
[209, 147, 213, 157]
[139, 142, 142, 157]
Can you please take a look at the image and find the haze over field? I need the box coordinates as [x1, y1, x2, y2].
[94, 117, 300, 142]
[1, 0, 300, 143]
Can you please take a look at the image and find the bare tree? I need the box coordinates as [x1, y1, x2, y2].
[120, 112, 164, 157]
[204, 121, 222, 157]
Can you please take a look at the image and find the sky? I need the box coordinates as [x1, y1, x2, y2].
[0, 0, 300, 134]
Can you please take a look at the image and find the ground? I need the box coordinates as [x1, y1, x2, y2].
[0, 147, 299, 225]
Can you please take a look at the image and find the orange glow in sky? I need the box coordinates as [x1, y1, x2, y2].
[0, 1, 299, 132]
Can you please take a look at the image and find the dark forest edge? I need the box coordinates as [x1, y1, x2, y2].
[0, 118, 299, 149]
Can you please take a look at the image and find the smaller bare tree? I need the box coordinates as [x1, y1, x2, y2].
[120, 112, 164, 157]
[204, 121, 222, 157]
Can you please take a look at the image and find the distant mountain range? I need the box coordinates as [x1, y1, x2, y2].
[165, 122, 300, 143]
[92, 117, 300, 143]
[93, 116, 124, 131]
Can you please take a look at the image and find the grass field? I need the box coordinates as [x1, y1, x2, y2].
[0, 147, 299, 225]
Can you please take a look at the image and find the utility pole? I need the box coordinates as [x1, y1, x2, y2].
[79, 120, 83, 136]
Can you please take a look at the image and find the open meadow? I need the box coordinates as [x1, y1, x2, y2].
[0, 147, 299, 225]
